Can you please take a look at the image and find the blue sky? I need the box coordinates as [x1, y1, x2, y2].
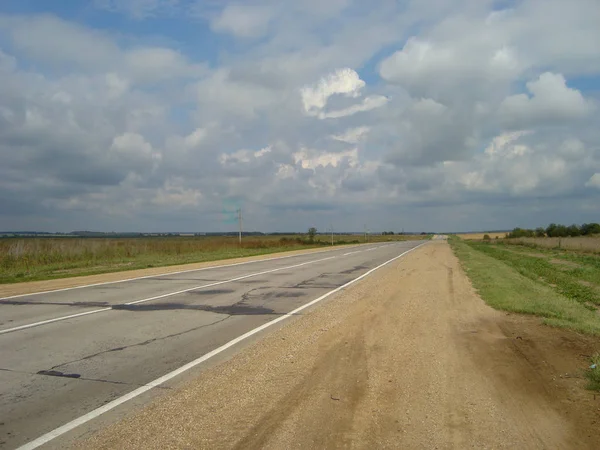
[1, 0, 600, 232]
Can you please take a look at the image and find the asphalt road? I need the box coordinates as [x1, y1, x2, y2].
[0, 241, 424, 449]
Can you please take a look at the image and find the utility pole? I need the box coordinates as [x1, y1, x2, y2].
[237, 208, 243, 246]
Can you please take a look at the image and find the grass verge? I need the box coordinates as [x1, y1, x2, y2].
[448, 236, 600, 336]
[585, 354, 600, 391]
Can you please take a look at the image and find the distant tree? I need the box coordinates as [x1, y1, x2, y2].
[508, 227, 535, 238]
[556, 225, 569, 237]
[567, 224, 581, 237]
[546, 223, 558, 237]
[535, 227, 545, 237]
[307, 227, 317, 243]
[581, 223, 600, 236]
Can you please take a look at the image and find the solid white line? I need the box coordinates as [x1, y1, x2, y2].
[343, 250, 362, 256]
[17, 241, 425, 450]
[0, 244, 372, 301]
[0, 308, 112, 335]
[0, 255, 337, 335]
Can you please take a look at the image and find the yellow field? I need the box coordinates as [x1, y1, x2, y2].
[457, 232, 508, 240]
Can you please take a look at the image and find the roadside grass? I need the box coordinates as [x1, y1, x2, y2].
[468, 242, 600, 307]
[586, 353, 600, 390]
[449, 236, 600, 336]
[0, 234, 430, 284]
[493, 242, 600, 287]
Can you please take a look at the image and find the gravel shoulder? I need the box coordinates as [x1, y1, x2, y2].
[76, 241, 600, 449]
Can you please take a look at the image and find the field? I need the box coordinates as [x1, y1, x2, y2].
[451, 236, 600, 389]
[449, 236, 600, 335]
[456, 232, 508, 240]
[0, 234, 429, 284]
[504, 236, 600, 253]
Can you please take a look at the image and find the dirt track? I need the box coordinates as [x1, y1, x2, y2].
[79, 241, 600, 449]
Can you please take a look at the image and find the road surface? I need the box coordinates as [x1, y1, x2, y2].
[0, 241, 423, 449]
[78, 241, 599, 450]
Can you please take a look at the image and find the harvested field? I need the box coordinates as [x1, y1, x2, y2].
[456, 232, 508, 240]
[505, 236, 600, 253]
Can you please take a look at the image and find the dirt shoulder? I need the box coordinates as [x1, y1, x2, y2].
[0, 246, 348, 298]
[77, 241, 600, 449]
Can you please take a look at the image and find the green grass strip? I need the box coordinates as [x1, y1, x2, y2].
[466, 242, 600, 306]
[449, 237, 600, 336]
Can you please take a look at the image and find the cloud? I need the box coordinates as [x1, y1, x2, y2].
[331, 126, 370, 144]
[499, 72, 593, 127]
[301, 68, 365, 115]
[94, 0, 179, 19]
[586, 174, 600, 189]
[0, 14, 205, 82]
[0, 14, 120, 70]
[2, 1, 600, 233]
[318, 95, 389, 119]
[293, 147, 358, 170]
[211, 4, 273, 38]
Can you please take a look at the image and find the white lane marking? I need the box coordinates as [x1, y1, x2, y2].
[0, 308, 113, 335]
[343, 250, 362, 256]
[16, 242, 426, 450]
[0, 242, 408, 335]
[0, 255, 336, 335]
[0, 245, 371, 301]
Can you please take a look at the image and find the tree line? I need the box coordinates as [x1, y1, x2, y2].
[507, 223, 600, 238]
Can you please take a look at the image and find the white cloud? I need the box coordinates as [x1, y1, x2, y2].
[293, 148, 358, 169]
[499, 72, 593, 127]
[319, 95, 389, 119]
[219, 146, 272, 165]
[379, 37, 522, 100]
[0, 14, 204, 83]
[301, 68, 365, 115]
[109, 132, 161, 171]
[153, 178, 203, 207]
[331, 126, 370, 144]
[586, 174, 600, 189]
[2, 0, 600, 233]
[0, 14, 119, 70]
[211, 4, 273, 38]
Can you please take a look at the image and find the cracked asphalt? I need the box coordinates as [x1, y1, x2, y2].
[0, 241, 422, 449]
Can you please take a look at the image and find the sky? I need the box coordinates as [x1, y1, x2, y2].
[0, 0, 599, 233]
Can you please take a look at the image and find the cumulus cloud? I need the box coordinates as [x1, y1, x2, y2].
[293, 148, 358, 170]
[331, 126, 370, 144]
[499, 72, 593, 127]
[301, 68, 365, 115]
[586, 174, 600, 189]
[211, 4, 273, 38]
[318, 95, 389, 119]
[2, 0, 600, 232]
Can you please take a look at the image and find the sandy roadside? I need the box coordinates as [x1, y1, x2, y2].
[0, 245, 356, 298]
[77, 241, 600, 449]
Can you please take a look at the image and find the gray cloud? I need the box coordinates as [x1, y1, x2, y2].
[1, 1, 600, 232]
